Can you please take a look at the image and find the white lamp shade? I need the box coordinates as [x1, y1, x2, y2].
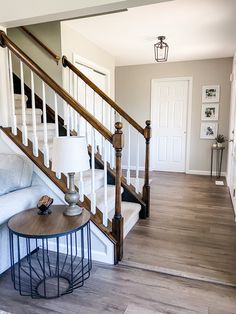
[52, 136, 90, 173]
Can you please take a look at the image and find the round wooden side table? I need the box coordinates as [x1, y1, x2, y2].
[8, 205, 92, 299]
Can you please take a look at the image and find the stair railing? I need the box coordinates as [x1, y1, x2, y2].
[62, 57, 151, 217]
[20, 26, 61, 64]
[0, 30, 124, 262]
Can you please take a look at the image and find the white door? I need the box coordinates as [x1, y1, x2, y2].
[228, 53, 236, 217]
[151, 79, 189, 172]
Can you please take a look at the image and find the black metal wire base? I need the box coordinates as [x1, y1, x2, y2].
[9, 223, 92, 299]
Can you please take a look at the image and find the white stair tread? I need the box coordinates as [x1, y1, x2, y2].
[75, 169, 104, 195]
[108, 201, 141, 238]
[14, 94, 28, 101]
[15, 108, 42, 116]
[87, 185, 124, 213]
[26, 123, 56, 131]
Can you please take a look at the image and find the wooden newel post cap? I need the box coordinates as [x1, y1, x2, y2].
[62, 55, 68, 67]
[115, 122, 123, 132]
[113, 122, 124, 149]
[146, 120, 151, 127]
[144, 120, 151, 139]
[0, 31, 6, 48]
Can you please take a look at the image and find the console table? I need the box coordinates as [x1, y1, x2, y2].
[8, 205, 91, 299]
[210, 146, 225, 178]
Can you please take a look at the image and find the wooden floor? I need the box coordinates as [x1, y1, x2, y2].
[1, 263, 236, 314]
[1, 172, 236, 313]
[123, 172, 236, 286]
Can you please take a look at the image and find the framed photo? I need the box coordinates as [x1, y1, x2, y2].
[200, 122, 218, 139]
[201, 103, 219, 121]
[202, 85, 220, 103]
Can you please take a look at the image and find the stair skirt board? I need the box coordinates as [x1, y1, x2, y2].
[0, 130, 115, 264]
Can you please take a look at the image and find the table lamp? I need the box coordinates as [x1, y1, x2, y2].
[52, 136, 90, 216]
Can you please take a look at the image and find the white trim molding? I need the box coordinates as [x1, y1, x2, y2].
[186, 169, 226, 177]
[73, 53, 111, 97]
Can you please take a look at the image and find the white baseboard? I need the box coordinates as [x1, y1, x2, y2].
[186, 169, 226, 177]
[122, 165, 145, 171]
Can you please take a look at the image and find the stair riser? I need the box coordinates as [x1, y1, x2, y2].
[83, 179, 104, 195]
[16, 114, 41, 125]
[28, 129, 56, 140]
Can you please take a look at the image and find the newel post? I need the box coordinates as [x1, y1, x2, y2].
[112, 122, 124, 263]
[143, 120, 151, 217]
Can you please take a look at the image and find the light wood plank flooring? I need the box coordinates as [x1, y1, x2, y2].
[1, 263, 236, 314]
[122, 172, 236, 286]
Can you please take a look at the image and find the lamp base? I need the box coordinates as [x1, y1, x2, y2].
[63, 205, 83, 216]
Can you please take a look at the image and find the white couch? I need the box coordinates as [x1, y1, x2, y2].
[0, 154, 60, 274]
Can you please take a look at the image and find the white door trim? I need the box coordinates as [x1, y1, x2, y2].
[150, 76, 193, 173]
[72, 53, 111, 96]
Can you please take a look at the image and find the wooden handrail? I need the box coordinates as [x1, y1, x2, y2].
[0, 31, 113, 143]
[20, 26, 60, 64]
[62, 56, 145, 136]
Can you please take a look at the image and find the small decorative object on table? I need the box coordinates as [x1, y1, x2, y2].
[37, 195, 53, 215]
[215, 134, 226, 148]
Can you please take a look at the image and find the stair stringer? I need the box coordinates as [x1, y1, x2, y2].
[0, 129, 115, 264]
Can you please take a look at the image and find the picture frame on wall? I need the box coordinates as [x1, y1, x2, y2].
[200, 122, 218, 139]
[201, 103, 219, 121]
[202, 85, 220, 103]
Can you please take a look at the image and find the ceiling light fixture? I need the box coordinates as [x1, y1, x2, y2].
[154, 36, 169, 62]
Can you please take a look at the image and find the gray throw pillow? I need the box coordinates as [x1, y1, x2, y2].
[0, 154, 33, 196]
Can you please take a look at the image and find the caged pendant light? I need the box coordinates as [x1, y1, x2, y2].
[154, 36, 169, 62]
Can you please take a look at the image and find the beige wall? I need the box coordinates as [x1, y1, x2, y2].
[115, 58, 232, 173]
[7, 22, 63, 115]
[60, 22, 115, 99]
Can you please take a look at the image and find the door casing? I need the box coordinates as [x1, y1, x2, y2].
[150, 76, 193, 173]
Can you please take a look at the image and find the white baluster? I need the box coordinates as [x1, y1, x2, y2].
[107, 106, 111, 165]
[85, 84, 89, 145]
[102, 100, 106, 160]
[42, 81, 49, 167]
[110, 108, 115, 169]
[69, 70, 74, 131]
[91, 126, 96, 215]
[103, 139, 108, 227]
[20, 61, 28, 145]
[54, 93, 59, 137]
[30, 70, 38, 157]
[74, 110, 78, 134]
[63, 100, 67, 127]
[135, 133, 140, 193]
[70, 107, 74, 131]
[93, 91, 98, 153]
[76, 76, 81, 135]
[66, 104, 70, 136]
[54, 93, 61, 179]
[8, 50, 17, 135]
[127, 124, 131, 185]
[79, 172, 84, 202]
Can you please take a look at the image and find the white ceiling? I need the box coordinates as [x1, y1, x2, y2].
[65, 0, 236, 66]
[0, 0, 169, 27]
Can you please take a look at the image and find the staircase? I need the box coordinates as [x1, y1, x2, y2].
[0, 31, 151, 264]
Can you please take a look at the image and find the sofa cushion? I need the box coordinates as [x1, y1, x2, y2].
[0, 154, 33, 196]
